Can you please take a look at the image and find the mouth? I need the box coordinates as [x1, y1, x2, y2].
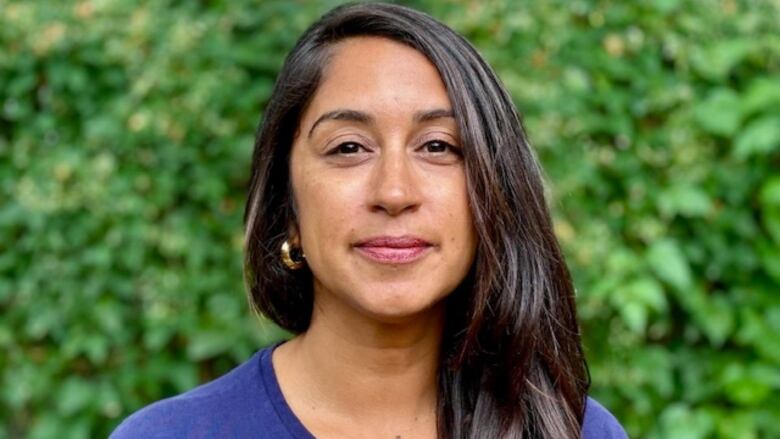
[353, 235, 434, 265]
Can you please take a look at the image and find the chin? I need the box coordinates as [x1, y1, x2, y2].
[351, 284, 448, 325]
[311, 268, 455, 326]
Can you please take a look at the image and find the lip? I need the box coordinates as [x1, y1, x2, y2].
[353, 235, 433, 265]
[355, 235, 432, 248]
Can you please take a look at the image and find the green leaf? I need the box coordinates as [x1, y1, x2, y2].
[691, 39, 754, 80]
[736, 308, 780, 364]
[759, 177, 780, 208]
[658, 403, 716, 439]
[650, 0, 680, 13]
[186, 330, 233, 361]
[721, 363, 775, 405]
[28, 415, 62, 439]
[168, 363, 199, 393]
[734, 116, 780, 158]
[647, 239, 693, 291]
[658, 184, 713, 218]
[617, 277, 668, 333]
[694, 88, 742, 137]
[759, 244, 780, 281]
[621, 301, 648, 333]
[698, 296, 734, 346]
[627, 277, 667, 312]
[57, 378, 94, 416]
[741, 77, 780, 116]
[717, 411, 757, 439]
[762, 209, 780, 244]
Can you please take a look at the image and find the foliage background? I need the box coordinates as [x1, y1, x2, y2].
[1, 0, 778, 437]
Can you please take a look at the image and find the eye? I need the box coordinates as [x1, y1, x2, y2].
[421, 140, 461, 155]
[327, 141, 367, 155]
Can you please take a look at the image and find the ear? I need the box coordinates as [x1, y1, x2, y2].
[286, 191, 301, 242]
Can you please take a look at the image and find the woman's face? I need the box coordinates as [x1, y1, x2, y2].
[289, 36, 477, 324]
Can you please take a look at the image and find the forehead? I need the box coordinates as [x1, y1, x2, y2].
[303, 36, 452, 118]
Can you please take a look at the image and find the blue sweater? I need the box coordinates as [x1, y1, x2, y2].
[111, 343, 628, 438]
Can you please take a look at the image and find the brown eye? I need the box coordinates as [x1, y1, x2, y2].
[423, 140, 460, 155]
[328, 142, 365, 155]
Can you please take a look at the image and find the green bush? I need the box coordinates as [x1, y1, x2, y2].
[1, 1, 778, 437]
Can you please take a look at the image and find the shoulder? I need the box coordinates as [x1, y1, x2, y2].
[109, 349, 272, 439]
[582, 397, 629, 439]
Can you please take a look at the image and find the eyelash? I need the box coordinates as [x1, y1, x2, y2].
[326, 140, 461, 156]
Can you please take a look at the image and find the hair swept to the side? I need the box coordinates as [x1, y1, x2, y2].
[243, 2, 590, 437]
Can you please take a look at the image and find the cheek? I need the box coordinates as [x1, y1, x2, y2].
[439, 176, 475, 245]
[294, 168, 362, 250]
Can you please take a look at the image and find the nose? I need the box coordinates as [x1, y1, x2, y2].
[367, 147, 422, 216]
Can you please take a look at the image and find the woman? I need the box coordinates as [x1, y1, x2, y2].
[112, 3, 628, 438]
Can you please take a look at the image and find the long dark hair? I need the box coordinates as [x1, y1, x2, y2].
[243, 2, 590, 437]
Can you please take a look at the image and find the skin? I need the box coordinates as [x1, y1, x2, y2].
[273, 36, 478, 439]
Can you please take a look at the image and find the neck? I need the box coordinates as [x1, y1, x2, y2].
[272, 295, 445, 435]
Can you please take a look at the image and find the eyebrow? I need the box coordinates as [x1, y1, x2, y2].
[307, 108, 455, 139]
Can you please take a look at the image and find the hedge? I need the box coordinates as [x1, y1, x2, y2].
[1, 0, 778, 437]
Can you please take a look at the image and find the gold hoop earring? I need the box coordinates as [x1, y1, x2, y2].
[281, 240, 306, 270]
